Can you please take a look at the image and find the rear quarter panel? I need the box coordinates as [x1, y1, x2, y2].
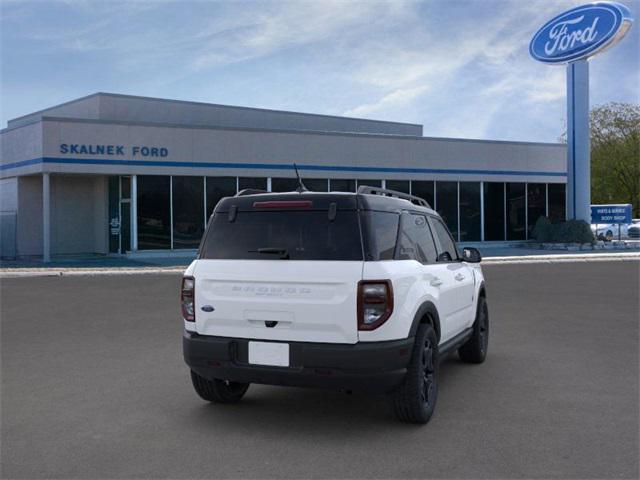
[359, 260, 439, 342]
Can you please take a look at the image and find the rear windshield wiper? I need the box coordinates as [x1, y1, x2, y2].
[249, 247, 290, 259]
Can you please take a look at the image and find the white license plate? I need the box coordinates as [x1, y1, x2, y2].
[248, 341, 290, 367]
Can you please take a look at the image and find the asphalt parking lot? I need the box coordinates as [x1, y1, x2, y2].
[1, 261, 638, 479]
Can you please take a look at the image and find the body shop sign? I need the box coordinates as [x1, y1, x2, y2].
[530, 2, 633, 64]
[591, 204, 632, 224]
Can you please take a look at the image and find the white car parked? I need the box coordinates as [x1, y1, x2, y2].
[182, 186, 488, 423]
[627, 219, 640, 239]
[591, 219, 640, 240]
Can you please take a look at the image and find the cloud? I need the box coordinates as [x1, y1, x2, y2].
[1, 0, 636, 141]
[187, 1, 415, 71]
[344, 85, 430, 116]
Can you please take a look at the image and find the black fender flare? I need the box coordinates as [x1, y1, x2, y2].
[478, 281, 486, 299]
[408, 301, 441, 341]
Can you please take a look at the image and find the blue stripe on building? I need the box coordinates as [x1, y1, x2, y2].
[0, 156, 567, 177]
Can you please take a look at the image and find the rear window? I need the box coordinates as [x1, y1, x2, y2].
[200, 210, 363, 260]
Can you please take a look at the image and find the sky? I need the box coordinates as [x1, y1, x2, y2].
[1, 0, 638, 142]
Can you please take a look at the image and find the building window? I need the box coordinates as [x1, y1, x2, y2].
[172, 176, 204, 249]
[304, 178, 329, 192]
[239, 177, 267, 191]
[483, 182, 505, 241]
[356, 179, 382, 188]
[385, 180, 410, 194]
[137, 175, 171, 250]
[120, 176, 131, 199]
[459, 182, 481, 242]
[330, 179, 356, 192]
[436, 181, 459, 240]
[271, 177, 299, 192]
[411, 180, 434, 207]
[527, 183, 546, 236]
[506, 183, 526, 240]
[206, 177, 236, 216]
[548, 183, 566, 222]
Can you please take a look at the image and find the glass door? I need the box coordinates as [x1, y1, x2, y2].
[120, 202, 131, 253]
[119, 176, 131, 253]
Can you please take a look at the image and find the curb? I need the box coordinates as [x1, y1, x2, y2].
[1, 253, 638, 278]
[0, 266, 186, 278]
[482, 252, 640, 265]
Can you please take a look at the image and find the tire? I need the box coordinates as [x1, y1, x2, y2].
[389, 323, 438, 424]
[190, 370, 250, 404]
[458, 296, 489, 364]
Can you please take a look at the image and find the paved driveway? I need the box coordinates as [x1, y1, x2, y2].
[1, 261, 638, 479]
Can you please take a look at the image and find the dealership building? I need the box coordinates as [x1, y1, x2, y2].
[0, 92, 567, 260]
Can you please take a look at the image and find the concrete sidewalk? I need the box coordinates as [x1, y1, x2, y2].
[1, 249, 639, 278]
[0, 254, 195, 270]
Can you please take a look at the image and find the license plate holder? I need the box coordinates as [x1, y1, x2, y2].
[248, 341, 290, 367]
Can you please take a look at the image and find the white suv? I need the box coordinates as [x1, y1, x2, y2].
[182, 186, 488, 423]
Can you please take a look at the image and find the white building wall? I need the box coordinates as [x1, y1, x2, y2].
[0, 177, 18, 258]
[0, 177, 17, 211]
[17, 176, 43, 256]
[0, 121, 43, 170]
[37, 118, 566, 184]
[15, 175, 108, 256]
[50, 175, 108, 255]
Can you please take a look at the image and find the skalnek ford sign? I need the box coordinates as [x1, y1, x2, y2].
[59, 144, 168, 157]
[530, 2, 633, 64]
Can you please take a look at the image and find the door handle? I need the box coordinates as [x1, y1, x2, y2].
[430, 277, 443, 287]
[454, 273, 465, 281]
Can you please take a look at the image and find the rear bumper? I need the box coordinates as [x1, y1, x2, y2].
[183, 331, 414, 393]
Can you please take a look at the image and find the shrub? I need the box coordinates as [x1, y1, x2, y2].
[531, 217, 594, 244]
[532, 216, 553, 242]
[552, 219, 594, 244]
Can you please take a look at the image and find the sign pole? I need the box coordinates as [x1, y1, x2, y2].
[566, 59, 590, 223]
[530, 3, 633, 224]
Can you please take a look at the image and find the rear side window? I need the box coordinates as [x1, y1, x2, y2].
[200, 210, 363, 261]
[397, 213, 438, 263]
[429, 217, 459, 261]
[360, 211, 399, 261]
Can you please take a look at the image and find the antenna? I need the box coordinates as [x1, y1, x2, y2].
[293, 163, 308, 193]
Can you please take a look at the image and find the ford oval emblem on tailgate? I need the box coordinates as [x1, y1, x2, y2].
[201, 305, 215, 312]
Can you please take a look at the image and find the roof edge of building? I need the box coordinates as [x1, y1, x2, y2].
[32, 115, 566, 147]
[95, 92, 424, 128]
[6, 92, 423, 129]
[6, 93, 102, 125]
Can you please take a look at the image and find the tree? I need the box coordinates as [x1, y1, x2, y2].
[590, 103, 640, 217]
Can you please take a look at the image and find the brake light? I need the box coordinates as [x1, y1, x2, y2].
[253, 200, 313, 209]
[181, 276, 195, 322]
[357, 280, 393, 330]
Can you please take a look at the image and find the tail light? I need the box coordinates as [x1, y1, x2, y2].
[357, 280, 393, 330]
[181, 276, 195, 322]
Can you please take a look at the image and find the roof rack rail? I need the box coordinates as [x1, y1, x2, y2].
[235, 188, 268, 197]
[357, 185, 431, 208]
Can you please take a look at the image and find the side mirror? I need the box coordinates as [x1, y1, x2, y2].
[462, 247, 482, 263]
[437, 251, 452, 262]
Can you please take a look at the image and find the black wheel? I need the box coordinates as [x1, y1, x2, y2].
[389, 323, 438, 424]
[190, 370, 249, 404]
[458, 296, 489, 364]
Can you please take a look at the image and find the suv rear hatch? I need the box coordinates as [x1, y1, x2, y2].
[193, 194, 363, 344]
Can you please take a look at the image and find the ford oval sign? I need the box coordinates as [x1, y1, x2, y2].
[530, 2, 633, 64]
